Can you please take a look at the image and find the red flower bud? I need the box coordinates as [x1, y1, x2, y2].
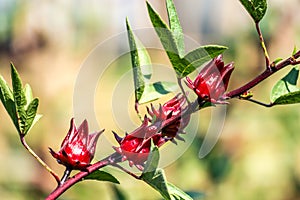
[113, 95, 191, 170]
[113, 117, 166, 170]
[148, 94, 190, 140]
[186, 55, 234, 104]
[49, 118, 103, 170]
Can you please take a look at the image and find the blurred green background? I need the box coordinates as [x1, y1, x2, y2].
[0, 0, 300, 199]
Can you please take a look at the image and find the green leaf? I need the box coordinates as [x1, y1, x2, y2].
[293, 45, 298, 56]
[181, 45, 227, 77]
[84, 170, 120, 184]
[143, 145, 159, 174]
[11, 63, 27, 134]
[168, 183, 193, 200]
[0, 75, 13, 103]
[5, 99, 19, 130]
[141, 144, 171, 200]
[11, 63, 27, 109]
[111, 185, 128, 200]
[166, 0, 185, 57]
[31, 114, 42, 129]
[239, 0, 267, 22]
[147, 2, 227, 78]
[24, 84, 33, 108]
[139, 81, 178, 104]
[273, 57, 283, 65]
[22, 98, 39, 134]
[271, 67, 300, 105]
[0, 64, 41, 135]
[271, 67, 299, 101]
[141, 145, 192, 200]
[126, 18, 152, 102]
[142, 168, 171, 200]
[186, 191, 205, 200]
[0, 76, 18, 128]
[147, 1, 186, 77]
[272, 91, 300, 105]
[146, 1, 179, 55]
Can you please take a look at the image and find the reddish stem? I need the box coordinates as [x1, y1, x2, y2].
[111, 163, 141, 180]
[255, 22, 270, 68]
[46, 153, 121, 200]
[225, 50, 300, 98]
[20, 136, 60, 184]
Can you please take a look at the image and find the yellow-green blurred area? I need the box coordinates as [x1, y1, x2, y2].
[0, 0, 300, 199]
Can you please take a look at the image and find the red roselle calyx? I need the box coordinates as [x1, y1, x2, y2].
[186, 55, 234, 104]
[113, 117, 166, 170]
[148, 94, 190, 141]
[113, 94, 190, 170]
[49, 118, 104, 170]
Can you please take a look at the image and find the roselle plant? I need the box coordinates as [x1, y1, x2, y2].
[0, 0, 300, 199]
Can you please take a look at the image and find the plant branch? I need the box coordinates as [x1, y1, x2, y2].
[45, 49, 300, 198]
[111, 163, 141, 180]
[255, 22, 270, 68]
[45, 50, 300, 199]
[224, 50, 300, 98]
[20, 136, 60, 184]
[177, 77, 190, 105]
[238, 97, 273, 107]
[46, 95, 202, 199]
[46, 152, 122, 200]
